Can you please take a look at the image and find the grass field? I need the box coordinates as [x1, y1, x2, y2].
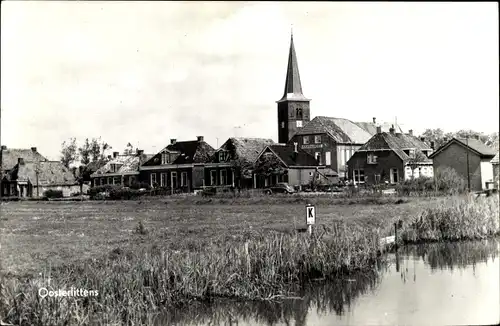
[0, 194, 498, 325]
[1, 195, 435, 276]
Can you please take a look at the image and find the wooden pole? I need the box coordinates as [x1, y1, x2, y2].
[466, 136, 471, 192]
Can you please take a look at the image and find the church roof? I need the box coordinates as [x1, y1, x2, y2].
[293, 116, 372, 144]
[277, 34, 309, 102]
[354, 122, 405, 136]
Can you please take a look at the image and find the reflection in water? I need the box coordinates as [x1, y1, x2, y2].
[155, 266, 386, 326]
[158, 239, 499, 326]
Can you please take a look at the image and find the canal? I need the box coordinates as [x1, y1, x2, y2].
[158, 239, 500, 325]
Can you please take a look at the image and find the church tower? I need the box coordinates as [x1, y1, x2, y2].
[277, 32, 311, 144]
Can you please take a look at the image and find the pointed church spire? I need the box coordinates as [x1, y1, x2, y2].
[278, 31, 308, 102]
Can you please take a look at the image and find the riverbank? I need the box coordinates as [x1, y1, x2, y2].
[0, 195, 498, 325]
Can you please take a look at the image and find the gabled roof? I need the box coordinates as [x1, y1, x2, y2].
[293, 116, 372, 144]
[85, 159, 108, 173]
[491, 153, 499, 164]
[356, 132, 432, 163]
[429, 137, 497, 159]
[144, 140, 215, 166]
[277, 34, 309, 102]
[1, 148, 47, 171]
[91, 154, 153, 176]
[218, 137, 275, 164]
[258, 144, 320, 167]
[9, 161, 76, 186]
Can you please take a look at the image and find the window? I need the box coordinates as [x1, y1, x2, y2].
[113, 176, 121, 185]
[296, 108, 303, 119]
[354, 169, 365, 184]
[340, 149, 346, 166]
[171, 172, 177, 188]
[181, 172, 188, 187]
[315, 152, 321, 164]
[161, 153, 170, 165]
[220, 170, 227, 185]
[375, 174, 381, 183]
[325, 151, 331, 166]
[210, 170, 217, 185]
[281, 121, 285, 129]
[390, 168, 399, 184]
[296, 120, 303, 128]
[150, 173, 157, 187]
[367, 152, 378, 164]
[409, 149, 415, 158]
[160, 173, 166, 187]
[303, 136, 310, 144]
[108, 177, 112, 185]
[218, 151, 230, 162]
[110, 164, 115, 173]
[314, 135, 321, 144]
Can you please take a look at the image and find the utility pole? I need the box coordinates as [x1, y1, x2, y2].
[466, 135, 471, 192]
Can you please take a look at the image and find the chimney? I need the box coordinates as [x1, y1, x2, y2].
[18, 158, 24, 165]
[430, 141, 435, 150]
[443, 137, 448, 142]
[1, 145, 6, 150]
[137, 149, 144, 156]
[197, 136, 204, 142]
[107, 155, 112, 160]
[408, 129, 413, 136]
[389, 125, 395, 134]
[31, 147, 37, 152]
[420, 137, 425, 142]
[372, 117, 376, 124]
[113, 151, 119, 158]
[376, 126, 382, 134]
[170, 139, 177, 145]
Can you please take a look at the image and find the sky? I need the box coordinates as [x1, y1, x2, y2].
[1, 1, 499, 161]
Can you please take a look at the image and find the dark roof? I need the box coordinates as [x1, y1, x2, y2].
[357, 132, 432, 162]
[294, 116, 372, 144]
[278, 34, 309, 102]
[218, 137, 275, 164]
[1, 148, 47, 171]
[429, 137, 497, 159]
[262, 144, 320, 167]
[144, 140, 215, 166]
[9, 161, 76, 186]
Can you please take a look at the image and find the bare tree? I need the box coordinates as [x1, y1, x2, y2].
[78, 138, 92, 165]
[406, 151, 428, 179]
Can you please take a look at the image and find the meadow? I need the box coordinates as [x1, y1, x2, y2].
[0, 193, 498, 325]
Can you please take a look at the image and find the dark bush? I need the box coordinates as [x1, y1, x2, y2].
[43, 189, 63, 199]
[88, 185, 121, 199]
[129, 182, 151, 190]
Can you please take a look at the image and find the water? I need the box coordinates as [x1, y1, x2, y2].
[159, 239, 500, 326]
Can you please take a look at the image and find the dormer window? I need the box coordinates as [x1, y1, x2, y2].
[409, 149, 415, 158]
[218, 151, 229, 162]
[161, 153, 171, 165]
[303, 136, 310, 144]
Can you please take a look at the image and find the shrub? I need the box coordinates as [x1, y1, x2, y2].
[88, 185, 121, 199]
[129, 181, 151, 190]
[108, 187, 141, 200]
[43, 189, 63, 199]
[434, 167, 467, 194]
[396, 176, 435, 196]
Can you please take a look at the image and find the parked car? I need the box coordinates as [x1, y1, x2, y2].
[263, 183, 295, 195]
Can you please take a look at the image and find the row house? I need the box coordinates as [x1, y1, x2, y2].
[346, 126, 433, 185]
[90, 150, 152, 187]
[139, 136, 216, 192]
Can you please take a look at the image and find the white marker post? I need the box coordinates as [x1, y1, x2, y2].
[306, 204, 316, 235]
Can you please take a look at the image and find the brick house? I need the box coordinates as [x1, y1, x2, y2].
[90, 150, 152, 187]
[139, 136, 215, 192]
[253, 143, 325, 188]
[1, 146, 47, 197]
[491, 153, 499, 189]
[208, 137, 275, 189]
[346, 126, 433, 185]
[429, 137, 497, 191]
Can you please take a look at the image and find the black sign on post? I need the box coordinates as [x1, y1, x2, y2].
[306, 204, 316, 236]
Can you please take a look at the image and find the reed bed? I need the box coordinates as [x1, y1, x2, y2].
[0, 223, 381, 326]
[401, 195, 500, 243]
